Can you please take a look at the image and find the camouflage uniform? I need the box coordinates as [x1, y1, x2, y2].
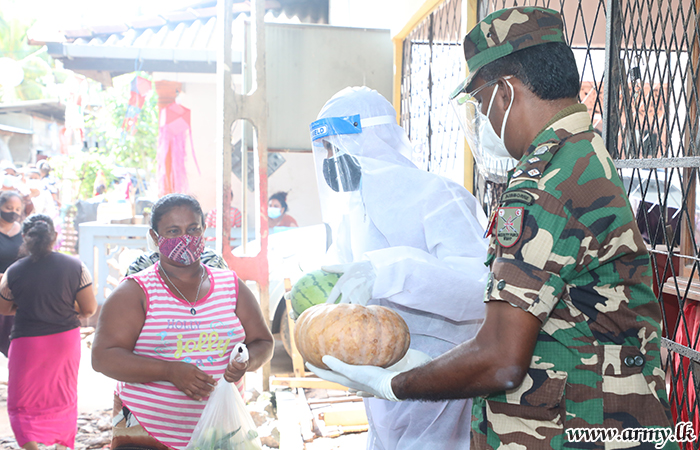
[461, 7, 677, 450]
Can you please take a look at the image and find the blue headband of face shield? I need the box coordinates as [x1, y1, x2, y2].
[309, 114, 396, 142]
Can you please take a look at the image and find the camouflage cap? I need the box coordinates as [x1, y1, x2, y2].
[462, 7, 565, 89]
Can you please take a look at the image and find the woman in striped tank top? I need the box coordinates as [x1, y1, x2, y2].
[91, 194, 274, 450]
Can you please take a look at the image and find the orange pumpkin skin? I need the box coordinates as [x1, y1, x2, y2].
[294, 303, 410, 370]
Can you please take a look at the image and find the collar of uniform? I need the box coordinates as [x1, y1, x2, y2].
[534, 103, 590, 140]
[511, 104, 592, 181]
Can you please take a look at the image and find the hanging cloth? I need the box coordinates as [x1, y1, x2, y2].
[157, 102, 200, 196]
[122, 76, 152, 135]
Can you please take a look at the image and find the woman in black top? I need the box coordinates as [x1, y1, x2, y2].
[0, 191, 25, 357]
[0, 214, 97, 450]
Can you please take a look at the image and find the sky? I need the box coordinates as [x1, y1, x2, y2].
[4, 0, 200, 29]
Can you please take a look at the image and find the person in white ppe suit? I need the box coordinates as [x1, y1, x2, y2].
[308, 86, 488, 450]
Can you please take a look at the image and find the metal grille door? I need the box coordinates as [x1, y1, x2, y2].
[400, 0, 465, 182]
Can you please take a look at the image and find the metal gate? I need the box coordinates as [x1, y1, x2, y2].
[399, 0, 700, 442]
[400, 0, 466, 183]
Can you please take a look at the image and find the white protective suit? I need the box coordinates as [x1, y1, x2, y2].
[310, 87, 489, 450]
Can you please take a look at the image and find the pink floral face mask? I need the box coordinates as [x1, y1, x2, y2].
[156, 234, 205, 265]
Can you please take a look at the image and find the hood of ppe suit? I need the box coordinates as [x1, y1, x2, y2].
[315, 86, 416, 168]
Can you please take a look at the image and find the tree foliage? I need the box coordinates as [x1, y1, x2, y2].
[85, 74, 158, 172]
[53, 74, 159, 202]
[0, 11, 66, 102]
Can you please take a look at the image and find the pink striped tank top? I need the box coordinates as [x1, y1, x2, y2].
[116, 263, 245, 450]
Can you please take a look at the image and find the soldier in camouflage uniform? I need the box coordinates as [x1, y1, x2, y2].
[462, 7, 677, 449]
[307, 6, 679, 450]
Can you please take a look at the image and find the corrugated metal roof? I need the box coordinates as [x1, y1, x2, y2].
[28, 0, 326, 83]
[0, 99, 65, 124]
[0, 124, 34, 135]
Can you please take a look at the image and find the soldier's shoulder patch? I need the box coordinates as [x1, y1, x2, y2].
[532, 142, 559, 156]
[496, 206, 524, 248]
[501, 190, 535, 206]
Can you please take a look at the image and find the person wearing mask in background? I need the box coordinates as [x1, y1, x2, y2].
[24, 167, 57, 219]
[24, 167, 60, 249]
[0, 191, 24, 358]
[0, 214, 97, 450]
[268, 191, 298, 230]
[308, 8, 676, 449]
[37, 160, 59, 208]
[307, 86, 488, 450]
[1, 165, 34, 220]
[205, 190, 242, 242]
[91, 194, 274, 450]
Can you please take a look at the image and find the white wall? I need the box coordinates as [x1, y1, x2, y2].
[329, 0, 426, 34]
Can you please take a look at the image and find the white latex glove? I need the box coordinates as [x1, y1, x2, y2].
[352, 349, 431, 398]
[306, 355, 400, 401]
[322, 261, 376, 306]
[386, 349, 432, 372]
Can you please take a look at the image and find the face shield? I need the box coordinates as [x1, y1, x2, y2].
[449, 77, 516, 184]
[310, 114, 397, 193]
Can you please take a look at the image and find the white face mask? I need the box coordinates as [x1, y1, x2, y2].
[449, 75, 517, 183]
[481, 78, 515, 159]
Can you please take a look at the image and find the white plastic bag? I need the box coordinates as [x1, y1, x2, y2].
[186, 343, 263, 450]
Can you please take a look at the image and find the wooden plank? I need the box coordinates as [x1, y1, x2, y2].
[283, 283, 306, 378]
[314, 423, 369, 438]
[269, 377, 349, 390]
[296, 388, 317, 442]
[319, 408, 368, 427]
[307, 396, 364, 405]
[662, 276, 700, 302]
[338, 424, 369, 433]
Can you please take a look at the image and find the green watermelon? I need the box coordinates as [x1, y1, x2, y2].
[290, 270, 342, 316]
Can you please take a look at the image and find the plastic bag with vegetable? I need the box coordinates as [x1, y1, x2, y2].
[185, 343, 263, 450]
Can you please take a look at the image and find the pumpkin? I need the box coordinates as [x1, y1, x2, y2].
[294, 303, 410, 370]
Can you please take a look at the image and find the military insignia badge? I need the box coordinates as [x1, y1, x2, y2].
[501, 190, 535, 206]
[527, 157, 540, 164]
[496, 207, 524, 248]
[512, 169, 524, 178]
[527, 168, 541, 177]
[533, 144, 551, 155]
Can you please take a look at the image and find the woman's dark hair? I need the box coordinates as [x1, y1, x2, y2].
[21, 214, 55, 260]
[269, 191, 289, 213]
[0, 191, 21, 209]
[476, 42, 580, 100]
[150, 194, 205, 233]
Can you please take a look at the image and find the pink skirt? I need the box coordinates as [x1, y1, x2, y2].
[7, 327, 81, 448]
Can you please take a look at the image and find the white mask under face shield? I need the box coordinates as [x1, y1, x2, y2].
[449, 76, 516, 183]
[309, 114, 396, 193]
